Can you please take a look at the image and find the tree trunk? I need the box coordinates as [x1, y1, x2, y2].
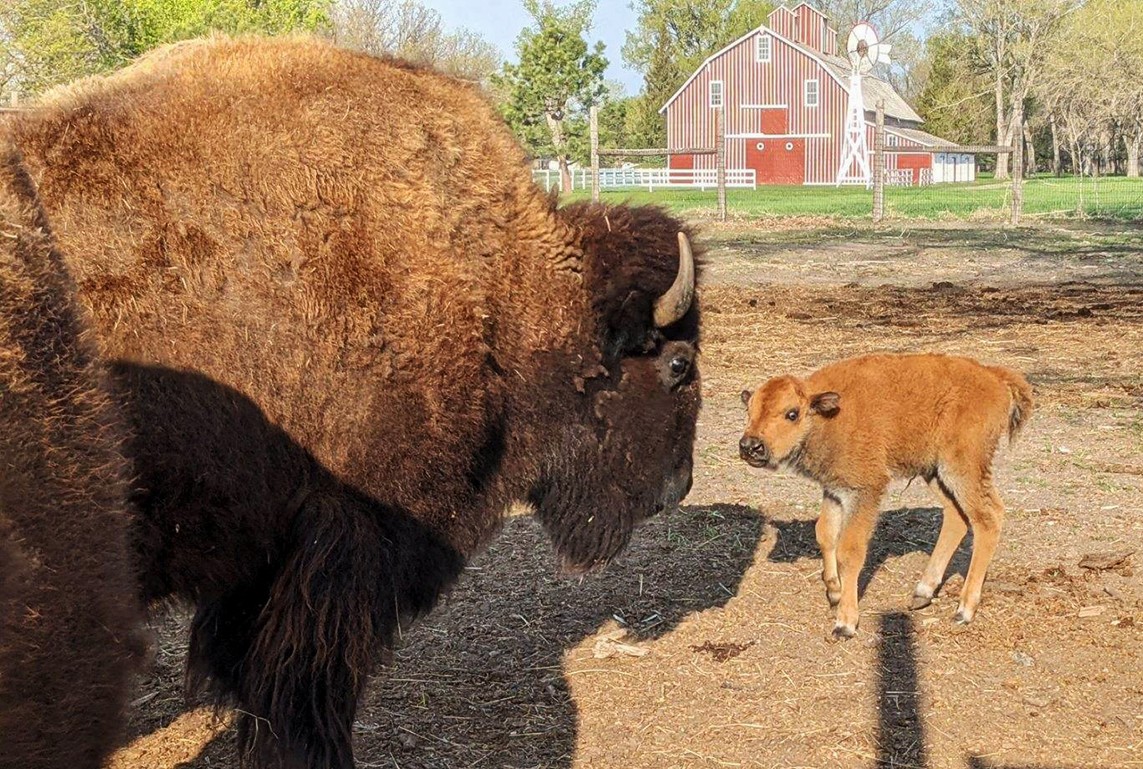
[1050, 114, 1062, 177]
[995, 75, 1009, 180]
[558, 155, 572, 192]
[1023, 120, 1037, 176]
[1010, 97, 1025, 224]
[1127, 130, 1141, 178]
[545, 112, 572, 192]
[1099, 129, 1112, 178]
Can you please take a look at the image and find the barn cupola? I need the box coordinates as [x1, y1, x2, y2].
[768, 2, 838, 56]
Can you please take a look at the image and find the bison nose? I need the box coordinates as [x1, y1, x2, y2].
[739, 435, 768, 462]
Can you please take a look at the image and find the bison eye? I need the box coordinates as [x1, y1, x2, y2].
[669, 355, 690, 378]
[785, 408, 799, 421]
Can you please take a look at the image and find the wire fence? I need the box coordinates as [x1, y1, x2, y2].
[539, 100, 1142, 223]
[538, 172, 1141, 222]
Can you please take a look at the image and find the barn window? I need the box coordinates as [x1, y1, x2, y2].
[709, 80, 724, 108]
[756, 34, 771, 63]
[804, 78, 819, 108]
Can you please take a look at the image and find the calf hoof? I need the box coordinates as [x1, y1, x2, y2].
[831, 622, 857, 640]
[953, 607, 974, 625]
[910, 593, 933, 611]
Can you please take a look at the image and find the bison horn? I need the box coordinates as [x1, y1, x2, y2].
[653, 232, 696, 328]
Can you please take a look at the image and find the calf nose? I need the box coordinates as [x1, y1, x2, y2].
[739, 435, 767, 460]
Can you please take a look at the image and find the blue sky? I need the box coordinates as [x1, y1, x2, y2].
[421, 1, 644, 93]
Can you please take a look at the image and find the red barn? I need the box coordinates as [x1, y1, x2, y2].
[660, 2, 973, 186]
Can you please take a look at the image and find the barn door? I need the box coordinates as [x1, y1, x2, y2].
[746, 139, 805, 185]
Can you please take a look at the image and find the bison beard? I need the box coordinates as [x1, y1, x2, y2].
[0, 146, 144, 768]
[5, 37, 703, 768]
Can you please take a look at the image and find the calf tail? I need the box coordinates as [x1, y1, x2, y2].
[995, 367, 1034, 442]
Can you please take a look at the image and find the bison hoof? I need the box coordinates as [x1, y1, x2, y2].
[953, 608, 974, 625]
[831, 622, 857, 640]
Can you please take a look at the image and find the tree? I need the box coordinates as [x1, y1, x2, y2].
[623, 0, 775, 85]
[493, 0, 607, 190]
[330, 0, 500, 82]
[1035, 0, 1143, 177]
[813, 0, 934, 101]
[0, 0, 331, 98]
[955, 0, 1081, 179]
[914, 32, 993, 148]
[622, 0, 774, 149]
[598, 92, 637, 151]
[626, 23, 679, 148]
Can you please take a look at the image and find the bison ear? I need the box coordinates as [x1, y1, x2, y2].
[740, 389, 752, 407]
[810, 391, 840, 417]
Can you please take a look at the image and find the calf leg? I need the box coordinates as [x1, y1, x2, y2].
[832, 486, 885, 639]
[932, 467, 1005, 624]
[911, 480, 969, 610]
[956, 478, 1004, 624]
[816, 491, 845, 608]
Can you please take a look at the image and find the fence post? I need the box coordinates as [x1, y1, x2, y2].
[716, 107, 727, 221]
[589, 104, 600, 203]
[1011, 141, 1024, 226]
[873, 101, 886, 223]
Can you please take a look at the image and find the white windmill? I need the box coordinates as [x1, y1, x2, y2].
[836, 22, 891, 187]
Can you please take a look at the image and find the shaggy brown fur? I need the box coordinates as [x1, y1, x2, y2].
[0, 144, 143, 768]
[4, 36, 703, 768]
[739, 353, 1033, 638]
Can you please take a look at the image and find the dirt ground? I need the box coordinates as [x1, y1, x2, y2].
[112, 220, 1142, 769]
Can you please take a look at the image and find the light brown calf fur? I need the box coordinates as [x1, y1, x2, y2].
[739, 353, 1033, 638]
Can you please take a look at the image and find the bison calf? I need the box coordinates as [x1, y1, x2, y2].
[739, 353, 1033, 638]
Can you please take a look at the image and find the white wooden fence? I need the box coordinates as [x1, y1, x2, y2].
[533, 167, 757, 193]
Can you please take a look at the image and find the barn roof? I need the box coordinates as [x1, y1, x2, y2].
[659, 23, 924, 125]
[819, 53, 923, 123]
[792, 2, 827, 19]
[885, 126, 960, 148]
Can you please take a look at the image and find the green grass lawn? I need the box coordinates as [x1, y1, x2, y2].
[567, 175, 1143, 221]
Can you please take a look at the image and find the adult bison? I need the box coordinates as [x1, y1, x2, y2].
[0, 144, 143, 768]
[5, 36, 704, 768]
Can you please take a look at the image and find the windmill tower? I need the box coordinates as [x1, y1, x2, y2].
[836, 23, 891, 187]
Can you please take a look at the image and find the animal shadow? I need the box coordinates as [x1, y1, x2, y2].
[109, 366, 764, 769]
[875, 612, 1102, 769]
[765, 505, 972, 599]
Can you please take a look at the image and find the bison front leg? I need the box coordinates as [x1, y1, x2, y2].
[831, 487, 884, 639]
[816, 491, 846, 608]
[223, 492, 460, 769]
[233, 501, 383, 769]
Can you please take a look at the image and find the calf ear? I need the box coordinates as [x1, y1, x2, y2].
[810, 391, 840, 417]
[740, 389, 752, 407]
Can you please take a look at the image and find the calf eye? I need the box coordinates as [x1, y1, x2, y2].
[669, 356, 690, 378]
[785, 408, 799, 421]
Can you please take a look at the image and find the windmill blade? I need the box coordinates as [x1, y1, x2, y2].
[846, 22, 883, 72]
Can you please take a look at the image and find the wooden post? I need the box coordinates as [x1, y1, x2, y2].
[873, 100, 886, 223]
[589, 104, 600, 203]
[1011, 142, 1024, 225]
[715, 107, 727, 221]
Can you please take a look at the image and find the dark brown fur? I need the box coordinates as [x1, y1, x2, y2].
[0, 144, 143, 768]
[4, 37, 703, 768]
